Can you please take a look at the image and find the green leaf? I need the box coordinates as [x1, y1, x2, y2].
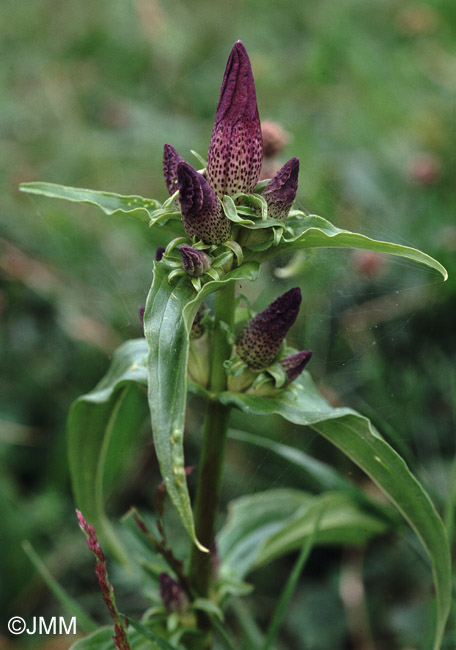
[20, 182, 160, 222]
[218, 489, 390, 580]
[219, 374, 452, 650]
[144, 262, 259, 551]
[256, 213, 448, 279]
[69, 625, 151, 650]
[22, 541, 98, 633]
[126, 618, 180, 650]
[262, 507, 323, 650]
[228, 428, 353, 493]
[68, 339, 149, 563]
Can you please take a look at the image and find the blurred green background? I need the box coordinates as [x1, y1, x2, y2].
[1, 0, 455, 648]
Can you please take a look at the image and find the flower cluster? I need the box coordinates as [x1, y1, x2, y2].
[163, 40, 299, 251]
[161, 41, 312, 386]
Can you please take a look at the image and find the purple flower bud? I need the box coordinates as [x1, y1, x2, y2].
[206, 41, 263, 197]
[280, 350, 312, 382]
[263, 158, 299, 221]
[180, 245, 212, 277]
[155, 246, 166, 261]
[163, 144, 184, 197]
[177, 161, 231, 244]
[159, 573, 188, 614]
[236, 288, 302, 370]
[190, 303, 208, 340]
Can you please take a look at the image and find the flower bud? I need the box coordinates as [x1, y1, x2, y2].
[177, 161, 231, 244]
[206, 41, 263, 197]
[180, 245, 212, 277]
[236, 288, 302, 370]
[159, 573, 188, 614]
[155, 246, 166, 261]
[163, 144, 184, 197]
[190, 303, 208, 340]
[280, 350, 312, 382]
[263, 158, 299, 221]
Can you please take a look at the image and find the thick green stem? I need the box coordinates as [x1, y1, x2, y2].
[190, 281, 235, 599]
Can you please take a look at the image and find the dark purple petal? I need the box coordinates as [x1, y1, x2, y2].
[180, 245, 212, 277]
[236, 288, 302, 370]
[177, 161, 231, 244]
[159, 573, 188, 614]
[280, 350, 312, 382]
[163, 144, 184, 197]
[206, 41, 263, 197]
[263, 158, 299, 221]
[155, 246, 166, 261]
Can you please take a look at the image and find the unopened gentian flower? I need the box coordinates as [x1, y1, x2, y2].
[159, 573, 189, 614]
[280, 350, 312, 382]
[177, 161, 231, 244]
[180, 245, 212, 277]
[190, 303, 208, 340]
[263, 157, 299, 221]
[163, 144, 185, 198]
[236, 288, 302, 370]
[155, 246, 166, 261]
[206, 40, 263, 197]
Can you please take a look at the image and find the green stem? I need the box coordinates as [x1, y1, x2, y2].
[190, 281, 235, 599]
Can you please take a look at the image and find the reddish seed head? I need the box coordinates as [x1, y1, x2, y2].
[263, 157, 299, 221]
[236, 288, 302, 370]
[206, 41, 263, 197]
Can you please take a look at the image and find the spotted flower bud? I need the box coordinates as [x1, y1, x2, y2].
[159, 573, 188, 614]
[263, 158, 299, 221]
[163, 144, 184, 197]
[180, 245, 212, 277]
[280, 350, 312, 382]
[190, 303, 208, 340]
[206, 41, 263, 197]
[177, 161, 231, 244]
[236, 288, 302, 370]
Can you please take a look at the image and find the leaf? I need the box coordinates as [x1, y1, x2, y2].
[219, 374, 452, 650]
[218, 489, 390, 580]
[68, 339, 149, 563]
[69, 625, 151, 650]
[256, 213, 448, 279]
[228, 428, 354, 493]
[20, 182, 159, 221]
[144, 262, 259, 551]
[126, 618, 180, 650]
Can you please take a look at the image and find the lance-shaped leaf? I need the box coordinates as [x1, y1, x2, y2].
[19, 182, 185, 235]
[263, 157, 299, 221]
[144, 261, 259, 551]
[252, 212, 448, 279]
[68, 340, 149, 564]
[218, 489, 392, 580]
[218, 374, 451, 650]
[177, 161, 231, 244]
[206, 41, 263, 197]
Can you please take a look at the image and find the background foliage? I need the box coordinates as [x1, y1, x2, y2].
[1, 0, 455, 648]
